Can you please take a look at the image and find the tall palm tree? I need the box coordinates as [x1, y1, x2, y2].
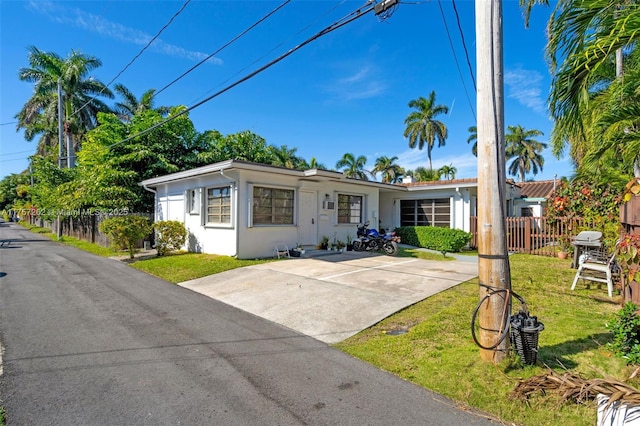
[438, 164, 457, 180]
[519, 0, 549, 28]
[403, 90, 449, 170]
[335, 153, 370, 180]
[113, 83, 170, 122]
[372, 155, 403, 183]
[15, 46, 113, 156]
[467, 125, 478, 157]
[505, 125, 547, 182]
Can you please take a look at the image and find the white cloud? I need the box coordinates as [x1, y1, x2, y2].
[504, 67, 547, 114]
[339, 67, 369, 84]
[324, 64, 386, 101]
[27, 1, 220, 64]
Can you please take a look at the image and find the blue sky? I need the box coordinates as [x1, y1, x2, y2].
[0, 0, 571, 182]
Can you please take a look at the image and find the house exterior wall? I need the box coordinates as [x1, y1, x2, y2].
[378, 193, 398, 233]
[235, 170, 381, 258]
[513, 199, 545, 217]
[380, 186, 476, 232]
[152, 168, 382, 259]
[153, 172, 238, 256]
[145, 162, 524, 258]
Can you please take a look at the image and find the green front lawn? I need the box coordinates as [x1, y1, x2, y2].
[335, 254, 631, 426]
[129, 253, 273, 283]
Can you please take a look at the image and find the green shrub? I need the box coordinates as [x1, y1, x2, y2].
[395, 226, 471, 253]
[99, 215, 152, 259]
[154, 220, 187, 256]
[607, 302, 640, 364]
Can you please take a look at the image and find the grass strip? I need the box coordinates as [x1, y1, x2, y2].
[129, 253, 274, 283]
[335, 254, 635, 426]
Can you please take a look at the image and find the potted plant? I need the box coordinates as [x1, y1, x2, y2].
[329, 233, 339, 251]
[557, 234, 571, 259]
[345, 233, 354, 251]
[337, 240, 345, 252]
[319, 236, 329, 250]
[290, 243, 305, 257]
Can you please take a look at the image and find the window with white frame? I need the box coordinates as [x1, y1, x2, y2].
[400, 198, 450, 227]
[187, 188, 200, 214]
[206, 186, 231, 225]
[252, 186, 294, 225]
[337, 194, 363, 224]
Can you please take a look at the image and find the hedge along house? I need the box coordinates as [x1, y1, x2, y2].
[140, 160, 522, 259]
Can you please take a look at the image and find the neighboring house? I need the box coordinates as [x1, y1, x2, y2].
[513, 179, 558, 217]
[139, 160, 523, 259]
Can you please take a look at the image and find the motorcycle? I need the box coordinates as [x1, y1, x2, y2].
[352, 221, 400, 256]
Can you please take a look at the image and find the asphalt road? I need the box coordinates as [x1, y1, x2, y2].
[0, 221, 496, 425]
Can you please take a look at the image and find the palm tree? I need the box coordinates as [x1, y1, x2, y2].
[403, 90, 449, 170]
[544, 1, 633, 153]
[505, 125, 547, 182]
[467, 125, 478, 157]
[269, 145, 300, 169]
[519, 0, 549, 28]
[438, 164, 457, 180]
[113, 84, 170, 122]
[15, 46, 113, 157]
[372, 155, 403, 183]
[307, 157, 327, 170]
[580, 55, 640, 182]
[413, 167, 440, 182]
[335, 153, 370, 180]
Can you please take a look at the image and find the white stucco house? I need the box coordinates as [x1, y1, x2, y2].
[140, 160, 531, 259]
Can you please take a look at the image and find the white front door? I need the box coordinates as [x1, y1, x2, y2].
[299, 191, 317, 245]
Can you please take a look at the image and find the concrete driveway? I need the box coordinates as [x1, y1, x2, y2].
[180, 251, 478, 344]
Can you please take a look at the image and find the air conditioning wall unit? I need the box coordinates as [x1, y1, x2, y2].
[322, 200, 335, 210]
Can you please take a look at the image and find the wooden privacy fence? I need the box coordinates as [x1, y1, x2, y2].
[30, 213, 154, 249]
[470, 216, 592, 257]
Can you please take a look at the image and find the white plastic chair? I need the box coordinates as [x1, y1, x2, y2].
[273, 242, 290, 259]
[571, 248, 617, 297]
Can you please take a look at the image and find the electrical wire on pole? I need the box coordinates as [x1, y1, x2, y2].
[154, 0, 292, 98]
[71, 0, 192, 119]
[105, 0, 382, 151]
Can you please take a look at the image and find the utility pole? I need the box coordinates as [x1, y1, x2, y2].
[475, 0, 511, 363]
[57, 79, 64, 239]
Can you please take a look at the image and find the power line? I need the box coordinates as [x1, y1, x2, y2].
[0, 149, 34, 157]
[437, 0, 476, 121]
[190, 0, 348, 105]
[451, 0, 477, 92]
[0, 157, 31, 163]
[71, 0, 192, 117]
[154, 0, 291, 98]
[0, 121, 17, 126]
[106, 1, 376, 151]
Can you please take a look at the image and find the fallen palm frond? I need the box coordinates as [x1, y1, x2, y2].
[511, 369, 640, 411]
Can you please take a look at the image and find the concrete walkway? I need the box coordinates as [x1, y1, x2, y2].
[180, 251, 478, 344]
